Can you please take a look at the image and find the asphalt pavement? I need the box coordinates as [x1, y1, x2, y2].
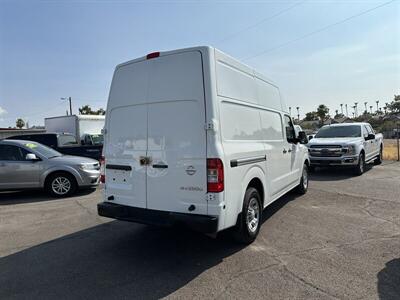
[0, 161, 399, 299]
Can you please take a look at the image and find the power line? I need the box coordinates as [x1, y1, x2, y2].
[243, 0, 397, 61]
[215, 0, 307, 44]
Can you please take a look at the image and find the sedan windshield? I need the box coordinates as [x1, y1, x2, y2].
[315, 125, 361, 138]
[23, 142, 62, 158]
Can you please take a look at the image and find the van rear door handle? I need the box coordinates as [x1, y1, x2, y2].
[288, 149, 292, 153]
[283, 149, 287, 154]
[152, 164, 168, 169]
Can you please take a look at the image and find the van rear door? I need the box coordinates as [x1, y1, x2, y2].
[146, 51, 207, 215]
[106, 51, 207, 214]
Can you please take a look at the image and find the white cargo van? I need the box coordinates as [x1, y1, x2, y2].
[98, 46, 310, 243]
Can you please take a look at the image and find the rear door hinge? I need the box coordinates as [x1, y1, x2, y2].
[205, 121, 216, 131]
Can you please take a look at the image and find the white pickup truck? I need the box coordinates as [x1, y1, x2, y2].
[307, 122, 383, 175]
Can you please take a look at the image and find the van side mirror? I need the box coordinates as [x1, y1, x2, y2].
[366, 133, 375, 140]
[297, 131, 308, 144]
[25, 153, 40, 161]
[308, 135, 314, 141]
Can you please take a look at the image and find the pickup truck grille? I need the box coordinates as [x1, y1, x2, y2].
[309, 145, 344, 157]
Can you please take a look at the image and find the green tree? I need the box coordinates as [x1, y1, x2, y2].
[16, 118, 25, 129]
[79, 105, 106, 115]
[388, 95, 400, 113]
[316, 104, 329, 124]
[96, 108, 106, 115]
[304, 111, 318, 121]
[334, 113, 345, 119]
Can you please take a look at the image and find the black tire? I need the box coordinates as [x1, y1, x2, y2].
[295, 164, 309, 195]
[232, 187, 262, 244]
[45, 172, 77, 197]
[374, 146, 383, 165]
[354, 153, 365, 176]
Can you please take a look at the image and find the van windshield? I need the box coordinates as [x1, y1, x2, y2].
[315, 125, 361, 138]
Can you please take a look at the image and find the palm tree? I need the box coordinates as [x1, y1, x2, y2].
[316, 104, 329, 124]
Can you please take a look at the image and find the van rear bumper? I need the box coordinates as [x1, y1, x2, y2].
[97, 202, 218, 233]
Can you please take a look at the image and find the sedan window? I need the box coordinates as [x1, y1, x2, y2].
[0, 145, 25, 161]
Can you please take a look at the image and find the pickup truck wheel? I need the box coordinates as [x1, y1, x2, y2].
[374, 146, 383, 165]
[295, 164, 309, 194]
[354, 153, 365, 176]
[46, 172, 77, 197]
[232, 187, 262, 244]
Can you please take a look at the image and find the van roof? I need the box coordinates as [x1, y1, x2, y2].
[115, 46, 278, 87]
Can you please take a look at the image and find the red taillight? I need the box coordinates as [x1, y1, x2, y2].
[207, 158, 224, 193]
[146, 52, 160, 59]
[100, 155, 105, 183]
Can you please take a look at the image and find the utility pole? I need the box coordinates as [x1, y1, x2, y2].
[296, 107, 300, 122]
[376, 100, 379, 113]
[370, 105, 373, 114]
[61, 97, 73, 116]
[364, 102, 368, 114]
[345, 104, 348, 117]
[340, 103, 343, 115]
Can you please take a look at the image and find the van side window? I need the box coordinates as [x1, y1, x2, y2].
[221, 102, 263, 140]
[283, 115, 296, 143]
[260, 110, 283, 140]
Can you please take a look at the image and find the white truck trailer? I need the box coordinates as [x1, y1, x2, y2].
[45, 115, 105, 145]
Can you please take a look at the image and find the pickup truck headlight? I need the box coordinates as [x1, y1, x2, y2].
[346, 145, 356, 155]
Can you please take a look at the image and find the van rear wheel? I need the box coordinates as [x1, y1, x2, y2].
[232, 187, 262, 244]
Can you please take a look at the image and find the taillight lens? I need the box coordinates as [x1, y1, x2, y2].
[100, 155, 105, 183]
[207, 158, 224, 193]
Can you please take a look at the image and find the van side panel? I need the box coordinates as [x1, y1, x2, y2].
[214, 50, 289, 229]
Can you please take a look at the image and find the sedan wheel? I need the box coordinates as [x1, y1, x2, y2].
[51, 176, 71, 195]
[46, 173, 77, 197]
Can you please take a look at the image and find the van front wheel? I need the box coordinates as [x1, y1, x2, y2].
[295, 164, 309, 195]
[232, 187, 262, 244]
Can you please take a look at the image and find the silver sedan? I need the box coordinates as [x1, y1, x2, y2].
[0, 140, 100, 197]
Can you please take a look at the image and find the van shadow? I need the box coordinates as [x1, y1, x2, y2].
[0, 221, 245, 299]
[309, 164, 373, 182]
[0, 188, 97, 205]
[0, 190, 299, 299]
[377, 258, 400, 300]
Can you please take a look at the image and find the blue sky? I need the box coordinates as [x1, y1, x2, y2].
[0, 0, 399, 127]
